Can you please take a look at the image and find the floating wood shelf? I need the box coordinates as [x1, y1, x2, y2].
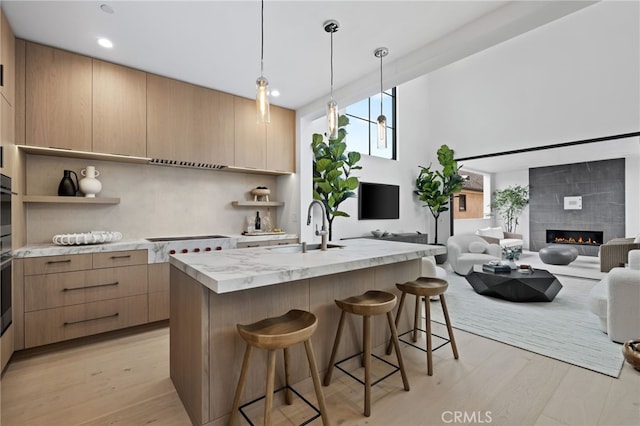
[232, 201, 284, 207]
[23, 196, 120, 205]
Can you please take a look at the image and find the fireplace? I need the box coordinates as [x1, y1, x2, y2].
[546, 229, 603, 246]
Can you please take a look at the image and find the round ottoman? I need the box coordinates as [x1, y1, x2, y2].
[539, 245, 579, 265]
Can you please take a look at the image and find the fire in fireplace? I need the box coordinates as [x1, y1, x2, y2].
[546, 229, 603, 246]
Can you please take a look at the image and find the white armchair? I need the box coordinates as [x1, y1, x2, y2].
[589, 249, 640, 343]
[447, 234, 501, 276]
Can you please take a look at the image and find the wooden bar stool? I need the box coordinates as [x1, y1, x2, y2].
[230, 309, 329, 426]
[386, 277, 459, 376]
[323, 290, 410, 417]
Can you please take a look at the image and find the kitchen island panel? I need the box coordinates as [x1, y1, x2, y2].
[169, 266, 211, 426]
[208, 278, 309, 421]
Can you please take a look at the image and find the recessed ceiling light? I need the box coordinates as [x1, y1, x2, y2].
[271, 89, 280, 97]
[100, 4, 114, 14]
[97, 38, 113, 49]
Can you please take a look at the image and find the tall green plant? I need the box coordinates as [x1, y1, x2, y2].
[414, 144, 464, 244]
[491, 185, 529, 233]
[311, 115, 362, 240]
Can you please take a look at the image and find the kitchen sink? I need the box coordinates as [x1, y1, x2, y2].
[146, 235, 228, 242]
[267, 243, 344, 253]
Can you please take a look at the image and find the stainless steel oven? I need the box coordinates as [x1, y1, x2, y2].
[1, 174, 12, 336]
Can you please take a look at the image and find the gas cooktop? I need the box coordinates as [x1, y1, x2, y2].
[146, 235, 228, 242]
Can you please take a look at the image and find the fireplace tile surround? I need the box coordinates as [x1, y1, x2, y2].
[529, 158, 625, 256]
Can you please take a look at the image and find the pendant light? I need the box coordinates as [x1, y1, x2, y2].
[374, 47, 389, 149]
[324, 20, 339, 139]
[256, 0, 270, 123]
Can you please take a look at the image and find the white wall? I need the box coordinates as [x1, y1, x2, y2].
[426, 1, 639, 158]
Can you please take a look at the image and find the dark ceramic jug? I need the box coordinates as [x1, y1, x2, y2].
[58, 170, 79, 196]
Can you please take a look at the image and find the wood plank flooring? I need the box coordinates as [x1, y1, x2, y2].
[1, 321, 638, 425]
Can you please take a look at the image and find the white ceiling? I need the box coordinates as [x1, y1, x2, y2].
[3, 1, 597, 111]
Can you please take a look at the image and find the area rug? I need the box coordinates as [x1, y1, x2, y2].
[430, 269, 624, 377]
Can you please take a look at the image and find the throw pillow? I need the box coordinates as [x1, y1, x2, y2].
[468, 241, 487, 254]
[477, 227, 504, 240]
[634, 234, 640, 243]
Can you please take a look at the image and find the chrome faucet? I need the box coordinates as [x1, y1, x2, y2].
[307, 200, 328, 251]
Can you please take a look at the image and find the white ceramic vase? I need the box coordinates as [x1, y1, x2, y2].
[79, 166, 102, 198]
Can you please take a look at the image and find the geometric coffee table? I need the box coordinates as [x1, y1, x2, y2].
[465, 265, 563, 302]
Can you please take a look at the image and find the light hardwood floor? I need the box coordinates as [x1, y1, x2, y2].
[1, 321, 638, 426]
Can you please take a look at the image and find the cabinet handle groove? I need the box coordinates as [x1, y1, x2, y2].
[109, 255, 131, 259]
[64, 312, 119, 326]
[63, 281, 119, 292]
[46, 259, 72, 264]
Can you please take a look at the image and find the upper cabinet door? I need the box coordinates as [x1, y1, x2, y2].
[147, 74, 234, 165]
[234, 96, 266, 170]
[266, 106, 295, 173]
[25, 42, 92, 151]
[0, 9, 15, 107]
[93, 60, 146, 157]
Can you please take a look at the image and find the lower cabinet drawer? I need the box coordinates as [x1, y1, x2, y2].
[24, 265, 148, 312]
[24, 294, 148, 348]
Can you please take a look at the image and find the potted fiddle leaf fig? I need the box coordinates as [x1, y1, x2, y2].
[415, 144, 465, 257]
[311, 114, 362, 241]
[490, 185, 529, 233]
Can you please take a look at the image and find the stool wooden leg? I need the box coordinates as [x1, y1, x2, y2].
[324, 310, 346, 386]
[386, 311, 410, 391]
[363, 315, 372, 417]
[283, 347, 293, 405]
[440, 295, 459, 359]
[230, 344, 253, 426]
[424, 296, 433, 376]
[264, 349, 277, 426]
[412, 294, 420, 343]
[386, 291, 406, 355]
[304, 339, 330, 426]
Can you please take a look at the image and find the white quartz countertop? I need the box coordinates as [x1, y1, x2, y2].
[12, 233, 298, 263]
[169, 238, 446, 294]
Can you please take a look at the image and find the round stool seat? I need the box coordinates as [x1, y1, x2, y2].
[237, 309, 318, 350]
[335, 290, 397, 316]
[396, 277, 448, 297]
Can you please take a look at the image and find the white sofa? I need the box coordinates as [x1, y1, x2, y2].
[446, 234, 501, 276]
[476, 227, 523, 249]
[589, 249, 640, 343]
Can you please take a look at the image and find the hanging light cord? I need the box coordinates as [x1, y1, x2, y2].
[260, 0, 264, 77]
[330, 30, 334, 100]
[379, 52, 383, 113]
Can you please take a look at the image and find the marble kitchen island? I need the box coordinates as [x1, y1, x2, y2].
[168, 238, 445, 425]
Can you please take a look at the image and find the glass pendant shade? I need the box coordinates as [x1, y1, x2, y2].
[374, 47, 389, 149]
[256, 76, 270, 123]
[377, 114, 387, 148]
[327, 99, 339, 140]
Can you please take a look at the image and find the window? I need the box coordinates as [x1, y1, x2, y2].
[458, 194, 467, 211]
[344, 88, 396, 160]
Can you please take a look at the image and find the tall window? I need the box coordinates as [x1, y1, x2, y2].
[344, 88, 396, 160]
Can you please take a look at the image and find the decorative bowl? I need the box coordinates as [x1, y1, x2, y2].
[371, 229, 385, 238]
[251, 188, 271, 196]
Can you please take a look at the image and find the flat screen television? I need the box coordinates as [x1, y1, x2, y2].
[358, 182, 400, 220]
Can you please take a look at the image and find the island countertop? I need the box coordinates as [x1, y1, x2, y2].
[169, 238, 445, 294]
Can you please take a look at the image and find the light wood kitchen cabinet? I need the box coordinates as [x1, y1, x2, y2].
[266, 105, 295, 173]
[148, 262, 169, 322]
[25, 42, 92, 151]
[147, 74, 234, 165]
[17, 250, 150, 349]
[1, 8, 15, 107]
[0, 95, 14, 175]
[93, 59, 147, 157]
[234, 96, 266, 169]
